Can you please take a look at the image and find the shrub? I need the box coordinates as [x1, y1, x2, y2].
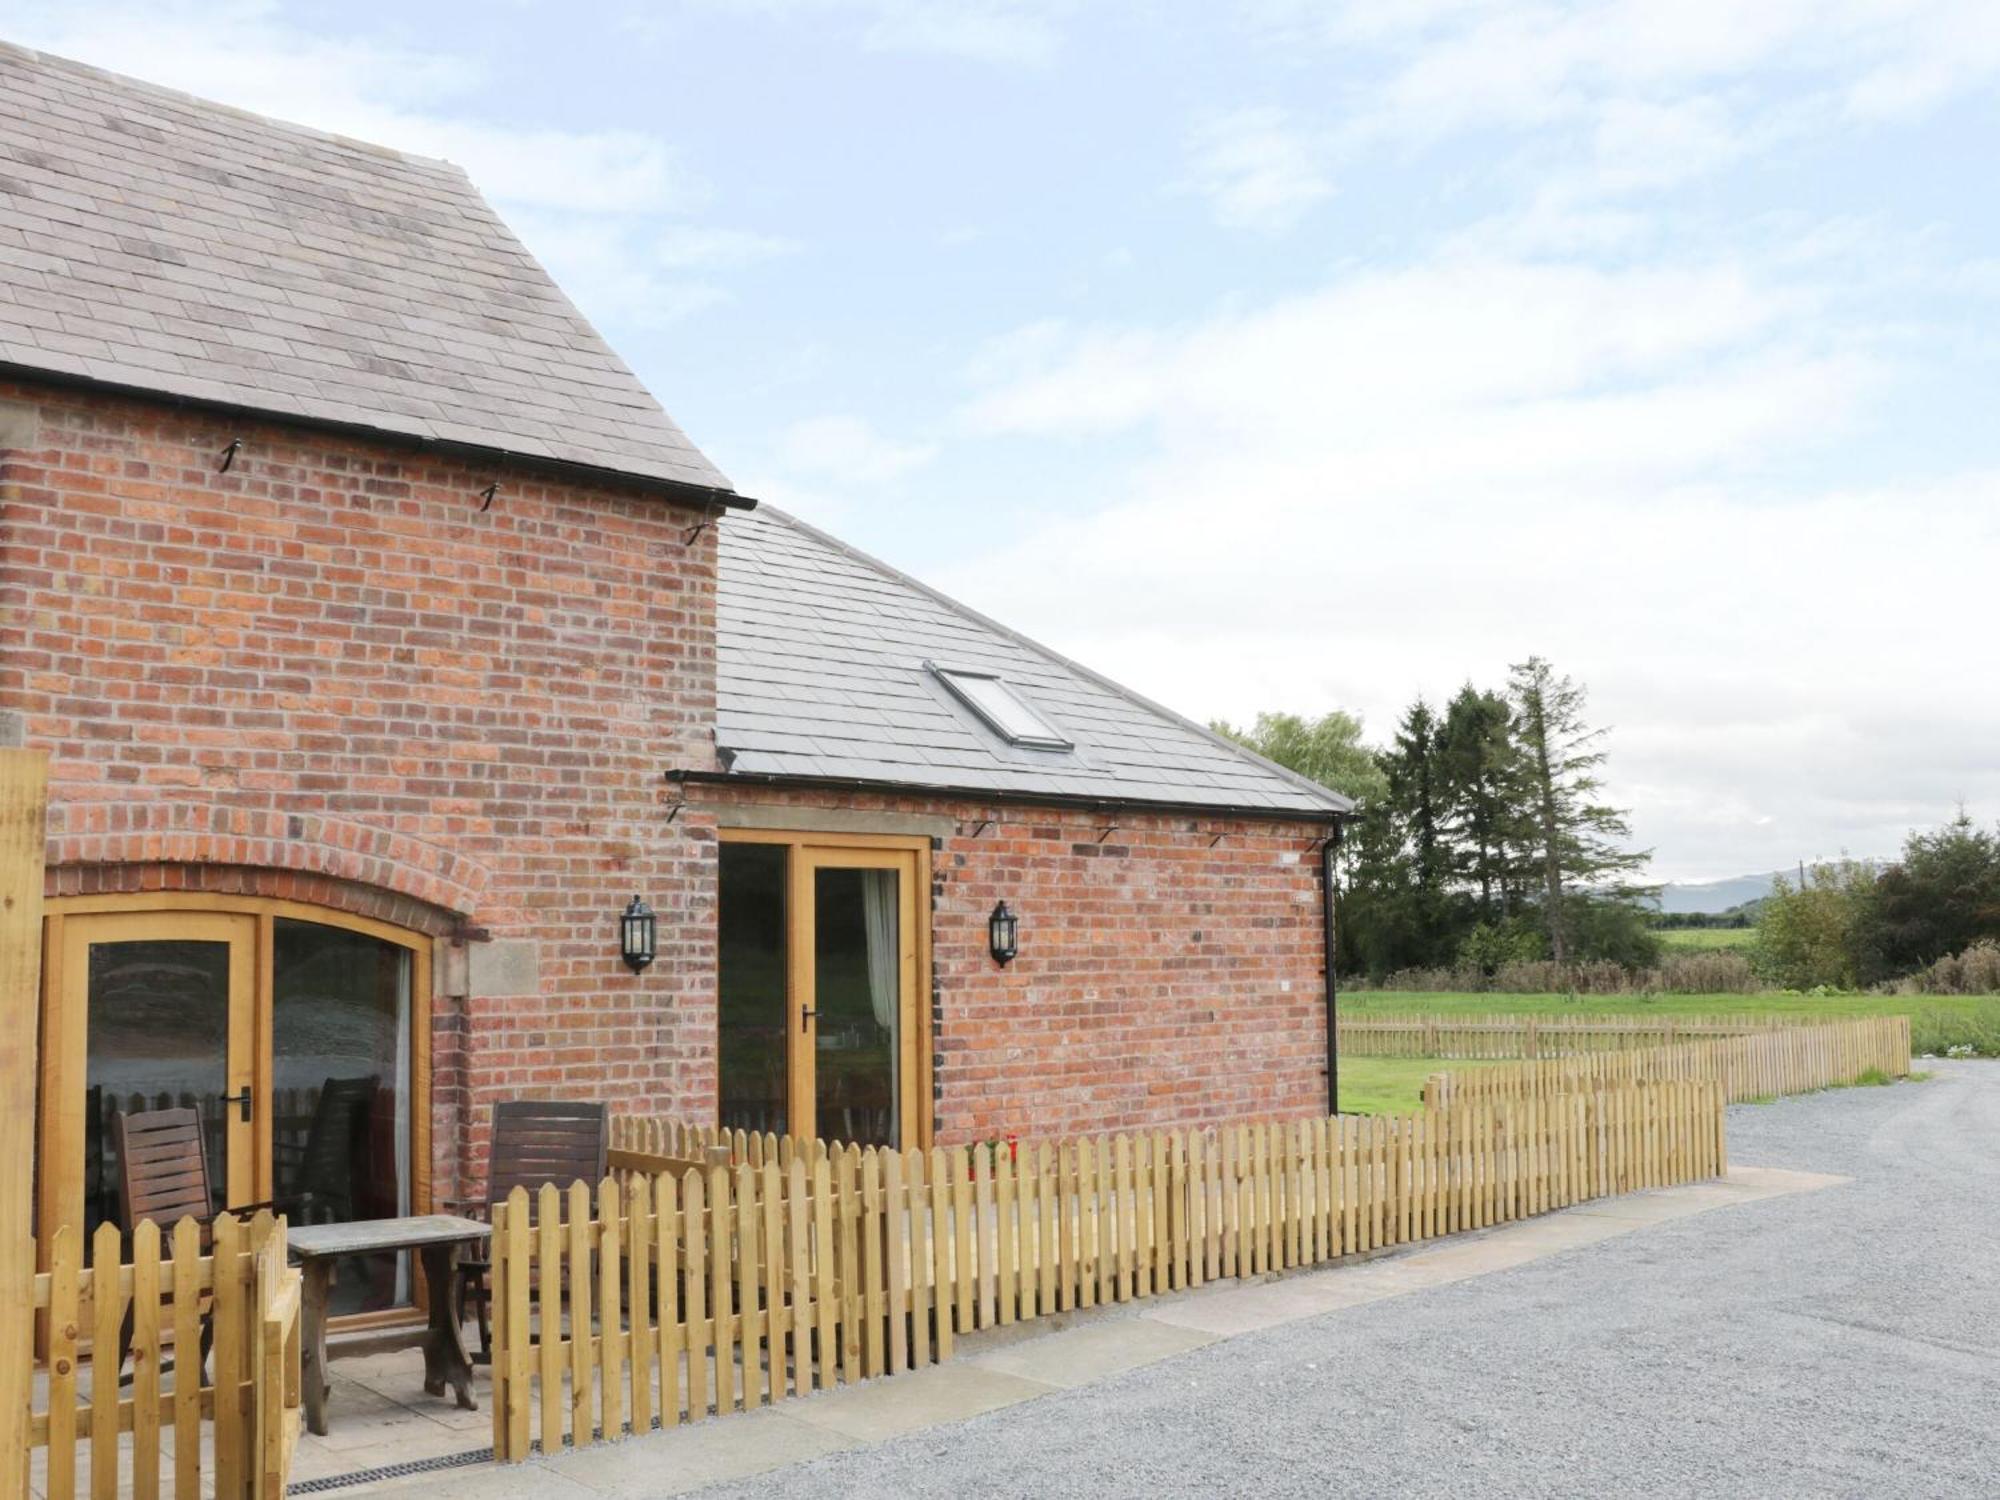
[1353, 952, 1759, 995]
[1909, 940, 2000, 996]
[1906, 1000, 2000, 1057]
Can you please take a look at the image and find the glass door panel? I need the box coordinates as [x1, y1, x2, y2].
[718, 842, 789, 1134]
[811, 867, 901, 1147]
[69, 912, 255, 1253]
[271, 918, 413, 1313]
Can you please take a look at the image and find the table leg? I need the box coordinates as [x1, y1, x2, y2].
[420, 1243, 477, 1411]
[301, 1260, 333, 1437]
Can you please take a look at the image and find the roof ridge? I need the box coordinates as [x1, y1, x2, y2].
[736, 505, 1352, 814]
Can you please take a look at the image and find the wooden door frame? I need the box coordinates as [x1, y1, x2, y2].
[718, 828, 933, 1151]
[46, 909, 259, 1236]
[39, 893, 433, 1319]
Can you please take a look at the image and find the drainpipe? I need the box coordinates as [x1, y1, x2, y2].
[1323, 819, 1343, 1116]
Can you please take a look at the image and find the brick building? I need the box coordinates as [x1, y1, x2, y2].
[0, 44, 1347, 1310]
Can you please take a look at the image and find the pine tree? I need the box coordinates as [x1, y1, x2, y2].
[1436, 683, 1523, 926]
[1378, 699, 1453, 959]
[1506, 657, 1652, 964]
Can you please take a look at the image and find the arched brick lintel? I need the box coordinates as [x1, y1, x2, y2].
[43, 802, 487, 925]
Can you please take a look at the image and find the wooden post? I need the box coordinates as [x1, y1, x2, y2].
[1, 749, 47, 1500]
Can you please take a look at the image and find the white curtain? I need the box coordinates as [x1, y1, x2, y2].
[860, 870, 898, 1034]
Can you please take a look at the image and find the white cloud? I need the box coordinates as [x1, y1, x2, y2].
[1226, 1, 2000, 219]
[689, 0, 1065, 65]
[655, 227, 800, 271]
[861, 1, 1062, 65]
[1181, 107, 1334, 232]
[777, 415, 938, 485]
[941, 247, 1994, 880]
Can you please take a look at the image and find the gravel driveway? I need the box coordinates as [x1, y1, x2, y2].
[693, 1059, 1999, 1500]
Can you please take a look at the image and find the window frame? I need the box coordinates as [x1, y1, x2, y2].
[929, 663, 1075, 751]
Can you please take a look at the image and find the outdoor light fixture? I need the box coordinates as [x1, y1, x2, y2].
[620, 895, 657, 973]
[988, 900, 1019, 966]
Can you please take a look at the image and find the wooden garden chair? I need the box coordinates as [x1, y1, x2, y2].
[275, 1075, 379, 1225]
[109, 1105, 264, 1381]
[451, 1100, 608, 1363]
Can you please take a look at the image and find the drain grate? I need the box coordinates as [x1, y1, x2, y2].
[289, 1445, 494, 1493]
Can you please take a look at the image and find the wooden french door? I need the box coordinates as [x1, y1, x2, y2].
[40, 894, 431, 1322]
[47, 910, 259, 1248]
[718, 832, 929, 1150]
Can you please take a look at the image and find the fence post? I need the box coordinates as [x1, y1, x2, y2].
[0, 749, 47, 1500]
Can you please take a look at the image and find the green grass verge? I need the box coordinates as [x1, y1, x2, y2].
[1340, 989, 2000, 1056]
[1655, 927, 1758, 949]
[1337, 1056, 1511, 1115]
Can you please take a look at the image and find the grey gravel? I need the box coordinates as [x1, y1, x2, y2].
[695, 1060, 2000, 1499]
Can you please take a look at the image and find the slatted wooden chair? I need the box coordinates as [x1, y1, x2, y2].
[276, 1075, 379, 1225]
[110, 1106, 232, 1380]
[452, 1100, 608, 1363]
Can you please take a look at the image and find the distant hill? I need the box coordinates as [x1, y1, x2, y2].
[1651, 872, 1782, 916]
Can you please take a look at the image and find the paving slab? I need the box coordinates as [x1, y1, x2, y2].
[967, 1315, 1218, 1388]
[354, 1458, 602, 1500]
[530, 1409, 858, 1497]
[780, 1362, 1057, 1443]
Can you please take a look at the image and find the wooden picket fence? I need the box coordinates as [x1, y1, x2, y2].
[490, 1078, 1724, 1460]
[1338, 1011, 1837, 1059]
[28, 1211, 303, 1500]
[1423, 1015, 1911, 1108]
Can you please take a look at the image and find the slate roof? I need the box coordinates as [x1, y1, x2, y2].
[0, 43, 735, 497]
[715, 507, 1352, 818]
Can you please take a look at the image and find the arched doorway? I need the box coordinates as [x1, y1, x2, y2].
[40, 894, 431, 1319]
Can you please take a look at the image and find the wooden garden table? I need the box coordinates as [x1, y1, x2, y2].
[288, 1214, 490, 1436]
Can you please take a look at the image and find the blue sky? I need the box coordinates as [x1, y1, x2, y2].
[12, 0, 2000, 880]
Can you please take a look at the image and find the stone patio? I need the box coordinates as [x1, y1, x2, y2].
[288, 1328, 496, 1491]
[29, 1323, 496, 1499]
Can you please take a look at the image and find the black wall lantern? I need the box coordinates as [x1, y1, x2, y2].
[621, 894, 657, 973]
[988, 900, 1019, 966]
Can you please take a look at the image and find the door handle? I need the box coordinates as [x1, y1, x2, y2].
[800, 1007, 817, 1032]
[219, 1089, 252, 1124]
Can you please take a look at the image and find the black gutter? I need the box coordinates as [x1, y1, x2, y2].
[1323, 820, 1343, 1116]
[0, 361, 755, 512]
[670, 766, 1351, 826]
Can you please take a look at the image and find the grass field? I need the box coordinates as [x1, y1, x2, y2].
[1338, 1056, 1507, 1114]
[1655, 927, 1757, 949]
[1341, 990, 2000, 1058]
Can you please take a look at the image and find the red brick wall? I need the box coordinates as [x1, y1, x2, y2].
[1, 382, 723, 1198]
[702, 785, 1333, 1144]
[1, 377, 1333, 1187]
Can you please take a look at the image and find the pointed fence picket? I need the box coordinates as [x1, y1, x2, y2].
[1421, 1016, 1910, 1107]
[27, 1211, 303, 1500]
[1340, 1010, 1910, 1063]
[495, 1077, 1725, 1460]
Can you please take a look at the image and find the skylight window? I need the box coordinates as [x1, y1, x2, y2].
[932, 665, 1074, 750]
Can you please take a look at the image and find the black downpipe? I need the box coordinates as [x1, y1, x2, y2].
[1323, 820, 1343, 1116]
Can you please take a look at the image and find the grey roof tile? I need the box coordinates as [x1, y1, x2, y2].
[715, 508, 1350, 818]
[0, 43, 734, 497]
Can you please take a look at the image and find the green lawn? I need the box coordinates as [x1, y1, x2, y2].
[1655, 927, 1757, 949]
[1340, 990, 2000, 1056]
[1337, 1056, 1509, 1115]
